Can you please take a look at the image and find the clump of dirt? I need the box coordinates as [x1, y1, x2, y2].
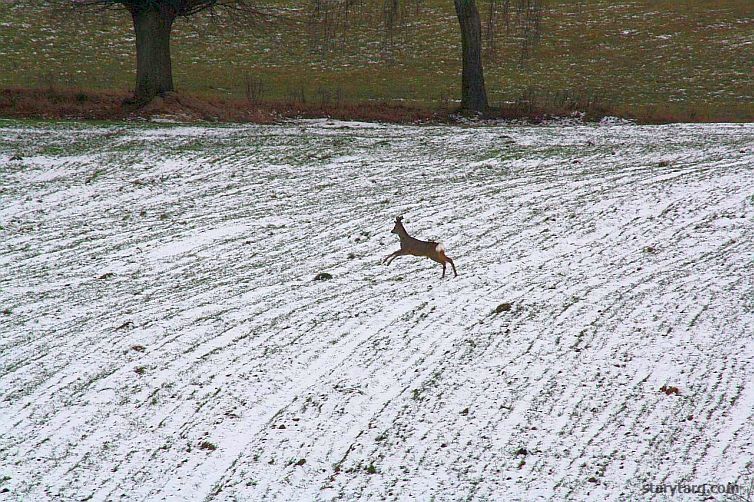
[115, 321, 134, 331]
[659, 385, 680, 395]
[494, 303, 512, 313]
[313, 272, 333, 281]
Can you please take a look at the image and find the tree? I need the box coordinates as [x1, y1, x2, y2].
[307, 0, 543, 115]
[456, 0, 544, 114]
[70, 0, 267, 103]
[454, 0, 487, 113]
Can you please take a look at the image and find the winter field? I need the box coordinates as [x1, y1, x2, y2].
[1, 119, 753, 500]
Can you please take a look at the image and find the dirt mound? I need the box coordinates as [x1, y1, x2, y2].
[134, 92, 276, 123]
[0, 88, 436, 124]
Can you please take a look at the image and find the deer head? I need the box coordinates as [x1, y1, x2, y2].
[391, 216, 404, 234]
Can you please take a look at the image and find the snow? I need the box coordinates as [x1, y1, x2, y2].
[1, 120, 753, 500]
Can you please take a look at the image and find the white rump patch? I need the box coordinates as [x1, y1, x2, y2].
[436, 243, 445, 253]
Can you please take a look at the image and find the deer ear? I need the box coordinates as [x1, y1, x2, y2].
[396, 216, 403, 222]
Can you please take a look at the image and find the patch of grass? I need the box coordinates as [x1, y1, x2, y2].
[85, 169, 103, 184]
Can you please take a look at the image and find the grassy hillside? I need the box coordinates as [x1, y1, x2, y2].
[0, 1, 752, 119]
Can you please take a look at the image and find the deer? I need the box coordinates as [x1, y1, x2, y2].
[382, 216, 458, 278]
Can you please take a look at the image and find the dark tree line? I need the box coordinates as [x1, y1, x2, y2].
[68, 0, 543, 113]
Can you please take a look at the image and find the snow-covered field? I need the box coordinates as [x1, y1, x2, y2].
[1, 119, 753, 500]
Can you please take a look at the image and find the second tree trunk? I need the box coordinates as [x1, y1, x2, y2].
[454, 0, 488, 113]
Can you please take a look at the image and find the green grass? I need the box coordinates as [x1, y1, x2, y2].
[0, 1, 752, 119]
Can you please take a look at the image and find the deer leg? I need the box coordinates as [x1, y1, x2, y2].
[383, 250, 402, 265]
[446, 257, 458, 277]
[382, 250, 397, 264]
[387, 253, 403, 265]
[441, 262, 446, 278]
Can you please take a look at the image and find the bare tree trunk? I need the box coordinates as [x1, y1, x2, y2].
[131, 7, 175, 102]
[454, 0, 488, 113]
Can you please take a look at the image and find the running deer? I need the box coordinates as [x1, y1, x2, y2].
[382, 216, 458, 278]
